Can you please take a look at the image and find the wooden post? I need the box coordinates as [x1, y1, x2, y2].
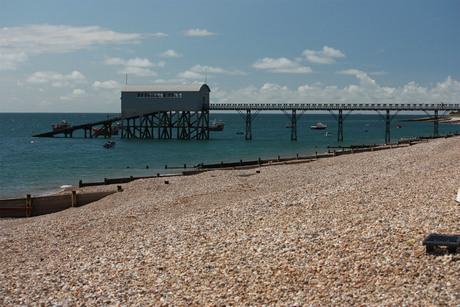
[71, 191, 77, 207]
[26, 194, 32, 217]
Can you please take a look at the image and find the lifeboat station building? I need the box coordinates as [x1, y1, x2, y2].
[120, 84, 211, 139]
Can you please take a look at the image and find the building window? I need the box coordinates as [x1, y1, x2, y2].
[137, 92, 183, 98]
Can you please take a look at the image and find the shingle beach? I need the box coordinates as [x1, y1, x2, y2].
[1, 137, 459, 306]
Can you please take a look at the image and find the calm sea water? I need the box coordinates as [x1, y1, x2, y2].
[0, 112, 458, 199]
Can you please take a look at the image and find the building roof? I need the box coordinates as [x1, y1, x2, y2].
[122, 84, 210, 92]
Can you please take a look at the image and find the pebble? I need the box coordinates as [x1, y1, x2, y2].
[0, 137, 459, 305]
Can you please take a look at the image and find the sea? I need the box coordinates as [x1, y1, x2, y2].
[1, 112, 458, 199]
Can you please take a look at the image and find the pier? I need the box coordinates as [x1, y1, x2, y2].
[33, 103, 459, 143]
[210, 103, 460, 143]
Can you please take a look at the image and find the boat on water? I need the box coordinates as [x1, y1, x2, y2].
[311, 122, 327, 130]
[53, 120, 71, 131]
[324, 131, 332, 136]
[103, 141, 116, 148]
[209, 120, 224, 131]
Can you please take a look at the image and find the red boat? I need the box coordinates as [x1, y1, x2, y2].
[53, 120, 71, 131]
[209, 120, 224, 131]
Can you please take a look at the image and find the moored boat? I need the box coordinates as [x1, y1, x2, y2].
[311, 122, 327, 130]
[209, 120, 224, 131]
[53, 120, 71, 131]
[103, 141, 116, 148]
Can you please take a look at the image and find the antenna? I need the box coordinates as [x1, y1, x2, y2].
[125, 74, 128, 85]
[204, 68, 207, 84]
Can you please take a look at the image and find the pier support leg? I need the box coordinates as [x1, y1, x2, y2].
[237, 109, 260, 140]
[433, 110, 439, 137]
[245, 109, 252, 140]
[338, 109, 344, 142]
[328, 109, 351, 142]
[385, 109, 391, 144]
[291, 109, 297, 140]
[282, 109, 305, 141]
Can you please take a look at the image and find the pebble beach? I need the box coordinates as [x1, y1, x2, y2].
[1, 137, 459, 305]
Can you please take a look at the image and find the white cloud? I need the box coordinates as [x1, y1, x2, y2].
[27, 71, 87, 87]
[302, 46, 345, 64]
[93, 80, 121, 90]
[149, 32, 168, 37]
[184, 28, 218, 36]
[178, 64, 247, 81]
[161, 49, 182, 57]
[337, 69, 377, 88]
[72, 89, 86, 95]
[190, 65, 246, 75]
[252, 57, 312, 73]
[104, 57, 159, 76]
[177, 70, 203, 80]
[105, 57, 154, 67]
[0, 24, 145, 70]
[0, 52, 28, 70]
[60, 88, 86, 101]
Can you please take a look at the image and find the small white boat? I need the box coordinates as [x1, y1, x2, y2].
[324, 132, 332, 136]
[311, 122, 327, 130]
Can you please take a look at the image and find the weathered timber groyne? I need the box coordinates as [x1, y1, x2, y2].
[0, 190, 117, 218]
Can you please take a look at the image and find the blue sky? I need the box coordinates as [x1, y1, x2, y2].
[1, 0, 459, 112]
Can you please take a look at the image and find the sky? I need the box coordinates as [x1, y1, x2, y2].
[0, 0, 459, 113]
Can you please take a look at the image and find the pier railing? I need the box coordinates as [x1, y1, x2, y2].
[209, 102, 459, 111]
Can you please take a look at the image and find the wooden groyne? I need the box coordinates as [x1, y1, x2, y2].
[0, 191, 117, 218]
[78, 171, 203, 188]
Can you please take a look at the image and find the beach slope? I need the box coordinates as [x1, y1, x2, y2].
[1, 137, 459, 305]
